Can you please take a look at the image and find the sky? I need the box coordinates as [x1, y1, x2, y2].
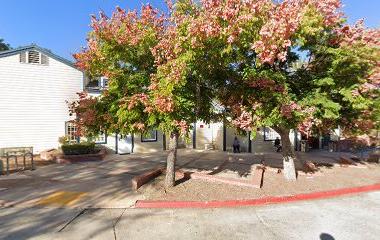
[0, 0, 379, 61]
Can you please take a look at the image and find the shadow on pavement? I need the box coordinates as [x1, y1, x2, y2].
[320, 233, 335, 240]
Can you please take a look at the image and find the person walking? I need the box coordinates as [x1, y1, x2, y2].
[274, 137, 282, 152]
[233, 136, 240, 153]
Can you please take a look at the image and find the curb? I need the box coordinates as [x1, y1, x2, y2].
[135, 183, 380, 208]
[132, 168, 164, 190]
[56, 149, 107, 164]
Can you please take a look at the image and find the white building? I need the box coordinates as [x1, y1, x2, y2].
[0, 44, 301, 156]
[0, 44, 333, 156]
[0, 44, 84, 153]
[85, 78, 294, 154]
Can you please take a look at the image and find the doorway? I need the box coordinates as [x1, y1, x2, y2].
[118, 134, 133, 154]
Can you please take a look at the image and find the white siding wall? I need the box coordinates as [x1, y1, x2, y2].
[0, 53, 83, 153]
[252, 128, 296, 153]
[225, 127, 250, 152]
[194, 121, 224, 150]
[98, 135, 117, 153]
[134, 132, 165, 153]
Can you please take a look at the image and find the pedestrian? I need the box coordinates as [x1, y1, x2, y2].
[274, 137, 282, 152]
[233, 136, 240, 153]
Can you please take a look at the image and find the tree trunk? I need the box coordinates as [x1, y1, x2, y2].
[165, 131, 179, 188]
[275, 127, 297, 181]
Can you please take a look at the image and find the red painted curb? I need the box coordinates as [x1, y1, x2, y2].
[135, 183, 380, 208]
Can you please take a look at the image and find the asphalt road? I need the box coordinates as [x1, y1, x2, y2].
[1, 191, 379, 240]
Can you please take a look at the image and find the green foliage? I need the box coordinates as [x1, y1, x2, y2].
[61, 142, 97, 155]
[73, 2, 379, 141]
[58, 136, 70, 145]
[0, 39, 11, 51]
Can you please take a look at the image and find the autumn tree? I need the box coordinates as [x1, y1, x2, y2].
[72, 4, 217, 187]
[160, 0, 379, 180]
[72, 0, 379, 184]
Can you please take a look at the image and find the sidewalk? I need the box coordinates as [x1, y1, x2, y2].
[0, 150, 207, 208]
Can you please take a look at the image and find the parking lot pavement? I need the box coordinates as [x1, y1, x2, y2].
[114, 191, 380, 240]
[0, 207, 82, 240]
[1, 191, 379, 240]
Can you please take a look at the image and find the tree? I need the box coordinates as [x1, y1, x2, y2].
[157, 0, 379, 180]
[72, 0, 379, 185]
[71, 4, 217, 188]
[241, 1, 379, 179]
[0, 39, 11, 51]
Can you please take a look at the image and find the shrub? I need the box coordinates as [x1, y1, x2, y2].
[58, 136, 70, 145]
[61, 142, 97, 155]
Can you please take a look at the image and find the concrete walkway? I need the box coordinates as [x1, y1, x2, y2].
[1, 191, 379, 240]
[0, 150, 209, 208]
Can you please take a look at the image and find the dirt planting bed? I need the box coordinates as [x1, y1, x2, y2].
[138, 162, 380, 201]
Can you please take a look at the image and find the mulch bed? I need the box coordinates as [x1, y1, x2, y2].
[138, 162, 380, 202]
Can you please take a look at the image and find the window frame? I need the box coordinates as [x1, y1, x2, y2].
[141, 130, 158, 142]
[94, 131, 107, 144]
[263, 127, 281, 141]
[65, 121, 78, 143]
[27, 50, 41, 64]
[100, 77, 109, 89]
[19, 50, 49, 65]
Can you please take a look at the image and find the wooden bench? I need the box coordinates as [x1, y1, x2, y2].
[0, 147, 34, 175]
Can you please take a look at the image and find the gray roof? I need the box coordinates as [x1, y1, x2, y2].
[0, 44, 77, 69]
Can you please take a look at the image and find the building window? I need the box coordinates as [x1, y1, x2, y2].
[19, 51, 49, 65]
[65, 122, 78, 143]
[263, 127, 280, 141]
[95, 131, 107, 144]
[141, 130, 157, 142]
[100, 77, 109, 89]
[28, 50, 40, 64]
